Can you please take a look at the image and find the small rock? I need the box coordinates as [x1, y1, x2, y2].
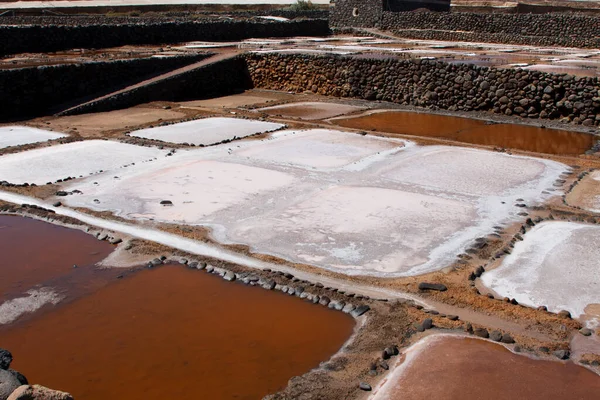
[489, 330, 502, 342]
[319, 296, 331, 306]
[223, 271, 236, 282]
[0, 348, 12, 370]
[418, 282, 447, 291]
[52, 202, 62, 207]
[579, 328, 593, 336]
[500, 333, 515, 344]
[342, 303, 355, 314]
[109, 238, 122, 245]
[447, 315, 459, 321]
[473, 328, 489, 338]
[160, 200, 173, 205]
[421, 318, 433, 330]
[359, 382, 372, 391]
[558, 310, 572, 319]
[553, 349, 570, 360]
[197, 262, 207, 270]
[350, 305, 370, 318]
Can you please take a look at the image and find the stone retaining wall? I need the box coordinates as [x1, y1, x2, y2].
[0, 54, 209, 121]
[62, 56, 252, 116]
[331, 8, 600, 48]
[380, 12, 600, 48]
[245, 53, 600, 126]
[0, 18, 329, 56]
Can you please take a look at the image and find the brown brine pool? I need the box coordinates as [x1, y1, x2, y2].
[374, 335, 600, 400]
[334, 111, 595, 155]
[0, 216, 355, 400]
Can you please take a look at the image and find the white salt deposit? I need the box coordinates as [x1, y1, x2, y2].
[381, 146, 550, 197]
[228, 186, 477, 275]
[72, 159, 296, 223]
[234, 129, 405, 169]
[59, 129, 567, 277]
[0, 287, 63, 324]
[0, 140, 165, 185]
[481, 221, 600, 321]
[130, 117, 284, 145]
[0, 126, 66, 149]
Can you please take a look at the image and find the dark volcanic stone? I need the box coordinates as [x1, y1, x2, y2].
[418, 282, 447, 291]
[0, 348, 12, 370]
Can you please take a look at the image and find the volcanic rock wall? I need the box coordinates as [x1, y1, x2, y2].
[245, 53, 600, 126]
[0, 18, 330, 56]
[330, 8, 600, 48]
[381, 12, 600, 48]
[0, 54, 209, 121]
[62, 56, 251, 116]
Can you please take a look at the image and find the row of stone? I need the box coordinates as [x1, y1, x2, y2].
[147, 256, 371, 319]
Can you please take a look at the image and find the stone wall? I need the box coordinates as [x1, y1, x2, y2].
[330, 8, 600, 48]
[330, 0, 383, 28]
[0, 18, 329, 56]
[0, 54, 209, 121]
[62, 56, 252, 115]
[245, 53, 600, 126]
[380, 11, 600, 48]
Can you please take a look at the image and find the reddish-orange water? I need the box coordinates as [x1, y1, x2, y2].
[385, 336, 600, 399]
[0, 215, 114, 301]
[334, 111, 595, 155]
[0, 266, 355, 400]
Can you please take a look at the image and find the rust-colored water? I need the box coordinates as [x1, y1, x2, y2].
[0, 215, 114, 300]
[334, 111, 595, 155]
[386, 336, 600, 400]
[0, 266, 354, 399]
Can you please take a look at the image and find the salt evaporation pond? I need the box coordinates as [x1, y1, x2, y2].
[0, 126, 66, 149]
[61, 129, 567, 277]
[371, 335, 600, 400]
[129, 117, 284, 145]
[0, 140, 166, 185]
[481, 221, 600, 325]
[257, 101, 364, 120]
[333, 110, 595, 155]
[0, 215, 114, 324]
[0, 265, 354, 400]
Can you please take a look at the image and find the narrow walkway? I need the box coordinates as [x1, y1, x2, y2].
[57, 51, 242, 116]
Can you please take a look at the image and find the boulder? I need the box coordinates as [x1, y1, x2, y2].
[418, 282, 447, 292]
[0, 370, 21, 400]
[7, 385, 74, 400]
[0, 349, 11, 370]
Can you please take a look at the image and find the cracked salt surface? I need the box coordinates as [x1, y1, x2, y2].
[129, 117, 284, 146]
[481, 221, 600, 325]
[0, 126, 66, 149]
[0, 140, 166, 185]
[60, 129, 566, 277]
[0, 287, 63, 324]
